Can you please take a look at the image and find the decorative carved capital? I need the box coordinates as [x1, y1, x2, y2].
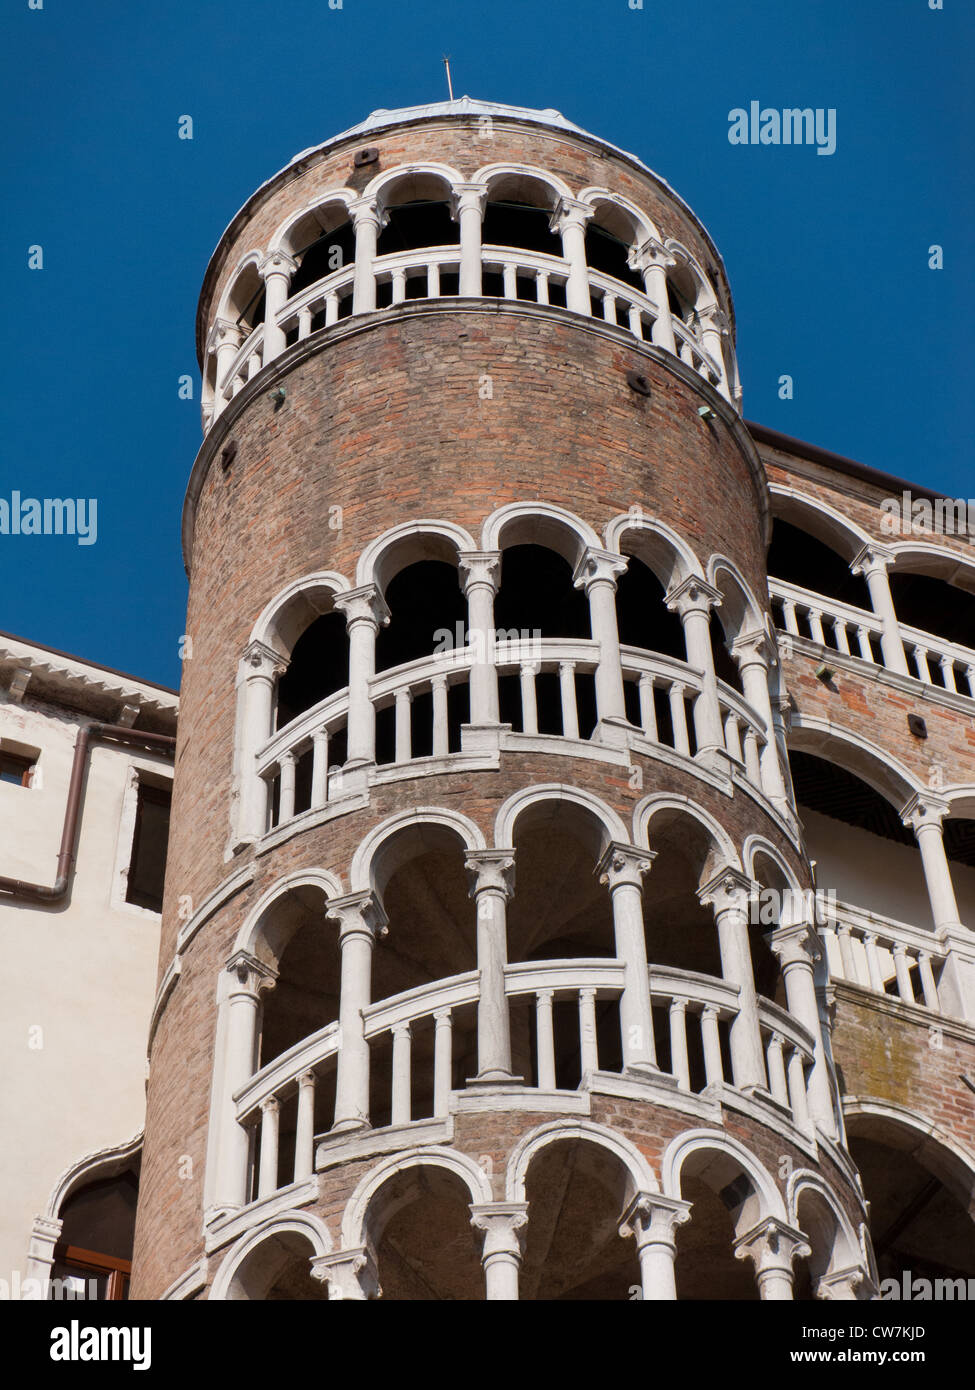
[596, 841, 655, 892]
[457, 550, 502, 596]
[697, 865, 754, 915]
[310, 1246, 380, 1300]
[734, 1217, 811, 1275]
[259, 250, 298, 280]
[850, 542, 895, 577]
[627, 237, 677, 274]
[618, 1191, 692, 1249]
[206, 317, 245, 354]
[664, 575, 723, 619]
[450, 183, 488, 219]
[240, 639, 287, 681]
[899, 791, 950, 834]
[224, 950, 278, 996]
[325, 890, 389, 943]
[469, 1202, 530, 1259]
[548, 197, 595, 235]
[465, 849, 516, 900]
[349, 197, 389, 231]
[572, 547, 628, 593]
[333, 584, 391, 632]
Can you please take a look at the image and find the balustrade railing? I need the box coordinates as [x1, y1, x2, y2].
[234, 959, 816, 1201]
[769, 577, 975, 698]
[820, 901, 945, 1011]
[254, 641, 772, 832]
[209, 243, 731, 422]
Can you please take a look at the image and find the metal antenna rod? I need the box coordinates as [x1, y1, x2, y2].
[443, 55, 454, 101]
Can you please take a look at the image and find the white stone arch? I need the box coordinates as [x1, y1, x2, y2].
[494, 783, 628, 858]
[885, 537, 975, 591]
[341, 1147, 493, 1250]
[577, 186, 659, 246]
[473, 161, 574, 208]
[742, 834, 802, 892]
[505, 1118, 658, 1203]
[707, 553, 766, 645]
[786, 712, 922, 809]
[633, 792, 741, 875]
[769, 483, 873, 563]
[249, 570, 352, 660]
[363, 161, 466, 211]
[26, 1131, 144, 1284]
[603, 511, 704, 592]
[215, 249, 266, 325]
[208, 1210, 334, 1301]
[661, 1128, 787, 1228]
[481, 501, 601, 569]
[349, 806, 487, 895]
[946, 785, 975, 819]
[663, 238, 719, 313]
[787, 1169, 863, 1282]
[268, 188, 357, 257]
[354, 518, 477, 593]
[232, 866, 345, 968]
[843, 1096, 975, 1215]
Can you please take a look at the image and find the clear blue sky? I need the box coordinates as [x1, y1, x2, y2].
[1, 0, 971, 688]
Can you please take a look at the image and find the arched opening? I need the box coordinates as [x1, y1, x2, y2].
[519, 1139, 641, 1299]
[768, 517, 870, 610]
[481, 173, 565, 303]
[889, 567, 975, 684]
[709, 608, 744, 695]
[367, 1166, 485, 1300]
[375, 173, 461, 303]
[52, 1162, 140, 1301]
[847, 1115, 975, 1289]
[708, 563, 763, 699]
[225, 1230, 327, 1300]
[281, 204, 356, 334]
[368, 823, 478, 1127]
[666, 261, 698, 330]
[224, 261, 265, 337]
[583, 201, 644, 296]
[672, 1147, 767, 1300]
[748, 849, 795, 1006]
[789, 751, 975, 944]
[793, 1186, 859, 1300]
[505, 799, 619, 1087]
[373, 554, 469, 762]
[616, 553, 686, 661]
[494, 543, 594, 738]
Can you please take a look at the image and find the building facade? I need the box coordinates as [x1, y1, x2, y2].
[7, 99, 974, 1301]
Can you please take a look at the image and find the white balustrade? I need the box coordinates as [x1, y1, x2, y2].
[819, 903, 945, 1011]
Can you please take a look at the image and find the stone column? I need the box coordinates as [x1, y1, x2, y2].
[696, 304, 733, 398]
[817, 1265, 867, 1301]
[470, 1203, 529, 1300]
[735, 1218, 811, 1300]
[628, 237, 677, 353]
[259, 250, 297, 361]
[208, 317, 244, 412]
[851, 545, 910, 675]
[211, 951, 277, 1210]
[664, 576, 727, 765]
[234, 640, 286, 845]
[770, 919, 838, 1137]
[334, 585, 390, 771]
[732, 628, 791, 813]
[597, 843, 658, 1074]
[350, 198, 387, 314]
[573, 547, 631, 745]
[458, 551, 502, 732]
[452, 184, 486, 296]
[698, 868, 767, 1092]
[325, 892, 388, 1131]
[902, 793, 975, 1021]
[619, 1192, 692, 1299]
[311, 1248, 380, 1301]
[465, 850, 520, 1083]
[550, 197, 595, 315]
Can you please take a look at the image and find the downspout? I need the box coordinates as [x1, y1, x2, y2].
[0, 722, 177, 904]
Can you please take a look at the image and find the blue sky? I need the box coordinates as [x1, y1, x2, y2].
[1, 0, 971, 688]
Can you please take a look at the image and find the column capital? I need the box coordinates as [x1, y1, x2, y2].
[697, 865, 754, 914]
[900, 790, 950, 832]
[325, 890, 389, 942]
[850, 542, 896, 576]
[618, 1191, 692, 1248]
[333, 584, 391, 632]
[731, 625, 778, 670]
[349, 196, 389, 230]
[664, 575, 723, 618]
[258, 249, 298, 280]
[310, 1246, 380, 1300]
[457, 550, 502, 595]
[465, 848, 516, 900]
[239, 638, 287, 679]
[572, 547, 628, 593]
[469, 1202, 529, 1257]
[450, 182, 488, 218]
[733, 1216, 811, 1276]
[696, 303, 732, 335]
[769, 920, 822, 968]
[816, 1264, 868, 1301]
[224, 949, 278, 995]
[206, 317, 245, 354]
[627, 237, 677, 273]
[548, 196, 595, 233]
[596, 841, 656, 892]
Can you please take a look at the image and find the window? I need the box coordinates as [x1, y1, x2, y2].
[0, 749, 36, 787]
[125, 781, 171, 912]
[51, 1245, 131, 1301]
[50, 1166, 139, 1301]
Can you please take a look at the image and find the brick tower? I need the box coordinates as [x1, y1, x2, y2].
[132, 100, 974, 1301]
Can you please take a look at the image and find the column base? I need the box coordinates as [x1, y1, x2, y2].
[622, 1061, 678, 1088]
[466, 1071, 525, 1089]
[594, 716, 638, 749]
[695, 745, 737, 777]
[330, 1116, 372, 1135]
[460, 723, 511, 753]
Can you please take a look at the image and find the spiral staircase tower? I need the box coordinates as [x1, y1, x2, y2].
[132, 100, 874, 1301]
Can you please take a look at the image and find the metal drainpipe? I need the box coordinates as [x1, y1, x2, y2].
[0, 722, 177, 904]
